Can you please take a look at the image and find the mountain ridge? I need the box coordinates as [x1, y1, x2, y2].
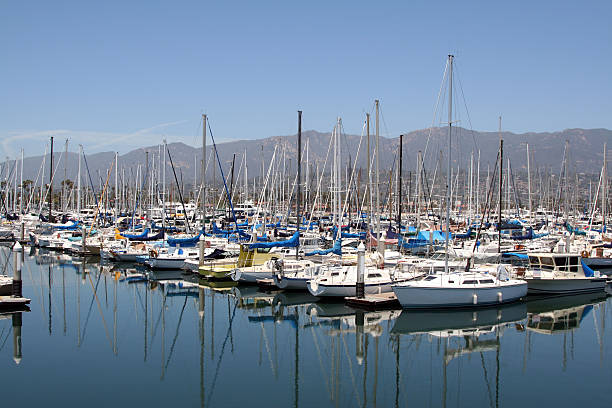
[4, 127, 612, 188]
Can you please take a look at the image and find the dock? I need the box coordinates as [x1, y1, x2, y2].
[256, 278, 279, 291]
[345, 292, 400, 310]
[0, 296, 31, 308]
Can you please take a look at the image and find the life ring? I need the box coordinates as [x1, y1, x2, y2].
[150, 249, 158, 258]
[581, 250, 589, 258]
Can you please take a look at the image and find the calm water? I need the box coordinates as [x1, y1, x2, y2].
[1, 245, 611, 407]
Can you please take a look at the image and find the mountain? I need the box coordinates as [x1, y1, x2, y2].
[4, 127, 611, 188]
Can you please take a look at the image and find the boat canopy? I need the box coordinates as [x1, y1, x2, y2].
[247, 231, 299, 249]
[305, 238, 342, 256]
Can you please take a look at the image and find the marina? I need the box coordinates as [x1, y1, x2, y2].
[0, 245, 611, 407]
[2, 2, 612, 406]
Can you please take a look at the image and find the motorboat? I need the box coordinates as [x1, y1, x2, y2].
[521, 253, 607, 295]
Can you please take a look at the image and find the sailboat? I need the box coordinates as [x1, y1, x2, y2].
[392, 55, 527, 308]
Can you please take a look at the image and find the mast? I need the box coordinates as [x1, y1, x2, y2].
[62, 139, 67, 212]
[498, 116, 503, 254]
[527, 143, 533, 225]
[366, 113, 372, 251]
[115, 152, 118, 218]
[19, 148, 23, 214]
[162, 140, 167, 235]
[397, 134, 403, 232]
[201, 114, 207, 231]
[603, 142, 607, 230]
[336, 118, 342, 238]
[296, 110, 302, 260]
[49, 136, 54, 222]
[468, 151, 473, 222]
[77, 145, 82, 218]
[476, 149, 480, 218]
[375, 99, 381, 253]
[416, 150, 422, 232]
[444, 55, 453, 273]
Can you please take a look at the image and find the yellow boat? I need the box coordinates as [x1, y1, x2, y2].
[198, 245, 275, 279]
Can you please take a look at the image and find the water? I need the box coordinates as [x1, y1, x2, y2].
[1, 245, 611, 407]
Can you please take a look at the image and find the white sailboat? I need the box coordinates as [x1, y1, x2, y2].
[392, 55, 527, 309]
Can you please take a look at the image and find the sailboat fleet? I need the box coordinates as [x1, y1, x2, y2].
[1, 54, 612, 311]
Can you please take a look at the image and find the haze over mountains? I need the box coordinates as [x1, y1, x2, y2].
[5, 127, 612, 187]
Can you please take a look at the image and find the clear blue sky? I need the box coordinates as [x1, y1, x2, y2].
[1, 0, 610, 158]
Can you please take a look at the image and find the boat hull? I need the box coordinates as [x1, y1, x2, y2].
[392, 282, 527, 309]
[146, 258, 186, 269]
[307, 280, 399, 298]
[524, 277, 606, 295]
[274, 275, 310, 290]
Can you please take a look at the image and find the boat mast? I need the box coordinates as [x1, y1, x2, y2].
[397, 134, 403, 233]
[527, 143, 533, 225]
[336, 117, 342, 239]
[19, 148, 23, 214]
[444, 55, 453, 274]
[296, 110, 302, 260]
[476, 149, 480, 218]
[77, 145, 82, 219]
[603, 142, 607, 231]
[367, 113, 372, 251]
[49, 136, 54, 222]
[115, 152, 118, 219]
[498, 116, 503, 253]
[375, 99, 381, 254]
[163, 139, 167, 237]
[201, 114, 207, 231]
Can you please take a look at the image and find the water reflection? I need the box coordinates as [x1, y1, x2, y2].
[1, 246, 612, 407]
[0, 311, 27, 365]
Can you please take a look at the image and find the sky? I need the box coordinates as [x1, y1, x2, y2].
[1, 0, 611, 158]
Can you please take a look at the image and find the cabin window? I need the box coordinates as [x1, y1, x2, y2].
[367, 273, 382, 278]
[479, 279, 494, 284]
[448, 280, 455, 284]
[569, 256, 578, 272]
[540, 257, 554, 266]
[463, 280, 478, 284]
[424, 276, 437, 281]
[331, 272, 339, 276]
[553, 257, 567, 267]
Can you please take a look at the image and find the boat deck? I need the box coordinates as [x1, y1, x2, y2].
[345, 292, 400, 310]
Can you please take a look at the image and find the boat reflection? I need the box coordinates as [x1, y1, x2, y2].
[526, 293, 608, 334]
[391, 301, 527, 337]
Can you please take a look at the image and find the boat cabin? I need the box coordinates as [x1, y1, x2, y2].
[528, 253, 580, 273]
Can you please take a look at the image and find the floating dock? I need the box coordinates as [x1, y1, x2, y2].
[256, 278, 279, 290]
[0, 296, 31, 308]
[345, 292, 400, 310]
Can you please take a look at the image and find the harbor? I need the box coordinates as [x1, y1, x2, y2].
[3, 1, 612, 406]
[0, 245, 611, 407]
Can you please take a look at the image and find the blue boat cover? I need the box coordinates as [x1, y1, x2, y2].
[54, 220, 79, 230]
[167, 232, 202, 247]
[248, 231, 299, 249]
[121, 228, 150, 239]
[305, 238, 342, 256]
[503, 252, 529, 259]
[581, 259, 595, 277]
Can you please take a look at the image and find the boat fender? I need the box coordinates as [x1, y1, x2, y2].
[497, 292, 502, 303]
[581, 250, 589, 258]
[472, 294, 478, 305]
[310, 280, 318, 292]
